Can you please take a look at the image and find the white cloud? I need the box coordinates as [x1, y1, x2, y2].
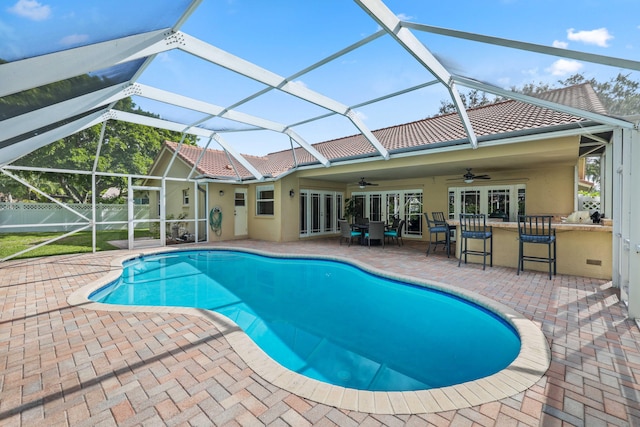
[497, 77, 511, 87]
[546, 59, 583, 76]
[552, 40, 568, 49]
[567, 27, 613, 47]
[59, 33, 89, 47]
[396, 13, 413, 21]
[287, 80, 308, 90]
[8, 0, 51, 21]
[353, 110, 368, 121]
[157, 52, 172, 62]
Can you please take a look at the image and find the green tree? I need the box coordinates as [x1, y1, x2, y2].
[558, 73, 640, 116]
[10, 97, 196, 203]
[436, 72, 640, 117]
[437, 89, 504, 115]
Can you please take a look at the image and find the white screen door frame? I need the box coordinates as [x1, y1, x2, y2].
[234, 189, 248, 236]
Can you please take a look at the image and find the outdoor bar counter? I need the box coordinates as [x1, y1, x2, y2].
[449, 220, 613, 280]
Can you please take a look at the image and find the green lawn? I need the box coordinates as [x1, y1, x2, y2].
[0, 229, 155, 260]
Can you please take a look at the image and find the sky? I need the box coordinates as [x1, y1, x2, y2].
[2, 0, 639, 156]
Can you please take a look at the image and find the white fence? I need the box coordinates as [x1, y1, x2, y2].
[578, 195, 601, 213]
[0, 202, 151, 233]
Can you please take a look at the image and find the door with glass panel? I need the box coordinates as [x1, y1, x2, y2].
[234, 189, 248, 236]
[349, 190, 423, 238]
[299, 190, 341, 237]
[460, 189, 481, 214]
[404, 192, 423, 236]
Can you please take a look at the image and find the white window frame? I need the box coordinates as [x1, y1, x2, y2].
[182, 189, 190, 206]
[350, 189, 423, 238]
[298, 190, 342, 237]
[256, 184, 275, 216]
[448, 184, 526, 221]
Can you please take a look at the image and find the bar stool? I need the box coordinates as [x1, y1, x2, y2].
[425, 213, 452, 257]
[458, 213, 493, 270]
[517, 215, 556, 279]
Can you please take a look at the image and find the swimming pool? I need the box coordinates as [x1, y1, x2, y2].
[90, 249, 520, 392]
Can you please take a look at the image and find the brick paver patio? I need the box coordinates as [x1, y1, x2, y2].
[1, 239, 639, 426]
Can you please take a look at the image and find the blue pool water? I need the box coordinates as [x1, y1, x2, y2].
[91, 250, 520, 391]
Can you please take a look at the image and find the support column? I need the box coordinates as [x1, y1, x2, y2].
[627, 126, 640, 319]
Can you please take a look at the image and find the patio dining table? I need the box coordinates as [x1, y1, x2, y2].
[350, 223, 369, 245]
[351, 222, 390, 246]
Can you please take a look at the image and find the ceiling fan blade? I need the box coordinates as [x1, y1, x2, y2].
[475, 175, 491, 179]
[358, 178, 378, 187]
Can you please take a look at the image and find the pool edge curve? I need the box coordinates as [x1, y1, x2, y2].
[67, 245, 551, 415]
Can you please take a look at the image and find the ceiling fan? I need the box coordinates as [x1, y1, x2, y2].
[357, 177, 379, 188]
[448, 168, 491, 183]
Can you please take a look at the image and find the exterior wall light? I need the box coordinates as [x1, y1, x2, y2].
[219, 190, 225, 197]
[289, 189, 295, 198]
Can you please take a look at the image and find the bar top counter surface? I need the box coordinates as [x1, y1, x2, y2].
[447, 219, 612, 279]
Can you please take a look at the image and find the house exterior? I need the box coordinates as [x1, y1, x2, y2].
[147, 84, 615, 279]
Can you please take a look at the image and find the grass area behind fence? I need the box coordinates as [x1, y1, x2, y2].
[0, 229, 154, 260]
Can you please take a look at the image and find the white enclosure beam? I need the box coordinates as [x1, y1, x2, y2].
[0, 29, 171, 98]
[110, 110, 265, 180]
[455, 75, 635, 129]
[0, 111, 107, 166]
[283, 129, 330, 166]
[134, 83, 330, 166]
[354, 0, 478, 148]
[403, 22, 640, 72]
[178, 32, 389, 159]
[1, 85, 123, 142]
[626, 127, 640, 319]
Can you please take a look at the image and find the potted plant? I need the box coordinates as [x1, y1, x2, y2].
[343, 197, 358, 224]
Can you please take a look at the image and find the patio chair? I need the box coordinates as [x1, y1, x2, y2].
[389, 217, 400, 229]
[425, 213, 452, 257]
[339, 220, 360, 246]
[458, 213, 493, 270]
[517, 215, 556, 279]
[355, 216, 369, 226]
[384, 219, 405, 246]
[365, 221, 385, 248]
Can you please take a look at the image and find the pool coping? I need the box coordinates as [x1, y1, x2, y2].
[68, 245, 551, 415]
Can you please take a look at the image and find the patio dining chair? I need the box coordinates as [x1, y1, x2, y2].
[458, 213, 493, 270]
[384, 219, 405, 246]
[517, 215, 556, 279]
[425, 212, 452, 257]
[338, 220, 360, 246]
[365, 221, 385, 248]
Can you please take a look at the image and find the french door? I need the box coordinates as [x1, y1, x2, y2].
[299, 190, 343, 237]
[350, 190, 423, 237]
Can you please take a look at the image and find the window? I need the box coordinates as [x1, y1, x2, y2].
[182, 189, 189, 205]
[256, 185, 274, 215]
[448, 185, 525, 221]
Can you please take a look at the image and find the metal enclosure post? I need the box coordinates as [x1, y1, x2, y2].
[127, 176, 134, 250]
[627, 126, 640, 320]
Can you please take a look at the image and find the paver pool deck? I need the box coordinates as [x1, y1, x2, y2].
[1, 239, 639, 426]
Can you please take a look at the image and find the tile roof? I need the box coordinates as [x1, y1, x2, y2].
[163, 84, 606, 181]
